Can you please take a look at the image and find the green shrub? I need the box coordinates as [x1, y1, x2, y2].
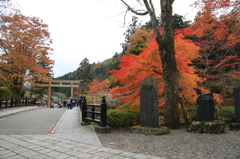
[216, 106, 235, 122]
[179, 107, 196, 123]
[107, 109, 140, 128]
[229, 123, 240, 131]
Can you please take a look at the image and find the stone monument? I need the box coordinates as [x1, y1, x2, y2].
[196, 93, 215, 121]
[132, 77, 169, 135]
[188, 92, 225, 133]
[140, 77, 159, 127]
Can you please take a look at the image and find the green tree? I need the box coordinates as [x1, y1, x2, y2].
[107, 59, 120, 72]
[94, 63, 108, 80]
[143, 16, 161, 29]
[76, 58, 95, 94]
[125, 27, 152, 55]
[121, 16, 141, 55]
[0, 82, 12, 98]
[106, 53, 121, 88]
[173, 13, 191, 29]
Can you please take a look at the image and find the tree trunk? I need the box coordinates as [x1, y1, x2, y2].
[159, 0, 180, 129]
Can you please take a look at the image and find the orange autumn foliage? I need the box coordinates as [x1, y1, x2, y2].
[0, 12, 54, 98]
[189, 11, 240, 51]
[188, 0, 240, 91]
[190, 0, 240, 52]
[88, 79, 111, 101]
[188, 0, 239, 50]
[109, 29, 222, 110]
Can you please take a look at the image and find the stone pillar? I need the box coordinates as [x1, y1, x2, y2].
[140, 77, 159, 127]
[234, 87, 240, 123]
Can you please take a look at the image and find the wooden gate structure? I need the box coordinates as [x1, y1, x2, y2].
[43, 80, 81, 107]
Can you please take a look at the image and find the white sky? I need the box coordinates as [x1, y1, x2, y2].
[14, 0, 198, 78]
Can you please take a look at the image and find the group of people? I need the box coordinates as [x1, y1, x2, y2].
[67, 97, 77, 109]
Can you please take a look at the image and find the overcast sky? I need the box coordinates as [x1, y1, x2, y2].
[14, 0, 198, 78]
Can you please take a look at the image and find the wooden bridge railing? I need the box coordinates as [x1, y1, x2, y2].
[81, 96, 107, 127]
[0, 98, 37, 109]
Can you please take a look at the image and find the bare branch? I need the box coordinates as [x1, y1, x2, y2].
[122, 8, 128, 27]
[121, 0, 148, 15]
[149, 0, 154, 11]
[143, 0, 161, 41]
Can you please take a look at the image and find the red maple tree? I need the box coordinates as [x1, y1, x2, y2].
[188, 0, 240, 96]
[109, 29, 221, 110]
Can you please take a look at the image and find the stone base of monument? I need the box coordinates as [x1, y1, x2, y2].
[94, 125, 111, 133]
[131, 125, 169, 135]
[187, 121, 225, 134]
[229, 123, 240, 131]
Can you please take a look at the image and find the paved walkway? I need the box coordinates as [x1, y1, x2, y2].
[0, 106, 164, 159]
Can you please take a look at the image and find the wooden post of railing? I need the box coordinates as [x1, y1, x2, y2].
[33, 98, 36, 106]
[82, 96, 87, 122]
[5, 99, 8, 108]
[10, 97, 13, 108]
[100, 96, 107, 127]
[15, 99, 18, 107]
[25, 98, 28, 106]
[80, 96, 110, 132]
[0, 99, 2, 109]
[91, 105, 95, 120]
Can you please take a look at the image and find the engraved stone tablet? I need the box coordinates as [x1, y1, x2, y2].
[196, 93, 215, 121]
[140, 77, 159, 127]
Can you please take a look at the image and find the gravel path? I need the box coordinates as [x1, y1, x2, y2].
[97, 127, 240, 159]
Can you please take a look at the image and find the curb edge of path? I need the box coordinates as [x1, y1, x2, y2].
[50, 109, 68, 134]
[0, 107, 42, 118]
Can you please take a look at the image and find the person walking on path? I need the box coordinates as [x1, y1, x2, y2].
[67, 97, 71, 109]
[71, 98, 77, 107]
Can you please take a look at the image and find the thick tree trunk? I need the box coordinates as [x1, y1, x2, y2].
[159, 0, 180, 129]
[125, 0, 180, 129]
